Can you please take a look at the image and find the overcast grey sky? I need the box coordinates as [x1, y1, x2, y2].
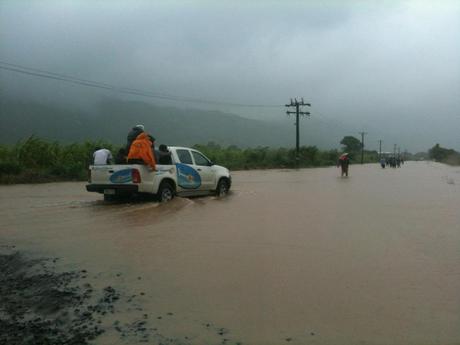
[1, 0, 459, 151]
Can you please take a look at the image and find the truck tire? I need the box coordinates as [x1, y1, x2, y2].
[158, 181, 175, 203]
[216, 178, 230, 197]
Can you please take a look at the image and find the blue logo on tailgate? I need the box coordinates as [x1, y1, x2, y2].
[176, 163, 201, 189]
[110, 169, 132, 183]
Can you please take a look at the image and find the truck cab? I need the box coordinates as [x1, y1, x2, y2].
[86, 146, 231, 202]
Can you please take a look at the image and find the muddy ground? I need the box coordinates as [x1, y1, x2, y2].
[0, 246, 148, 344]
[0, 245, 240, 345]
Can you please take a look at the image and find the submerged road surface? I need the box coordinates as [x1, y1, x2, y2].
[1, 161, 459, 345]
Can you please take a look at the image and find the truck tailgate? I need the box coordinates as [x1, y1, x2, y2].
[88, 164, 172, 194]
[89, 165, 133, 184]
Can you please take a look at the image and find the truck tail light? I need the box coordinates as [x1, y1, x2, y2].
[132, 169, 141, 183]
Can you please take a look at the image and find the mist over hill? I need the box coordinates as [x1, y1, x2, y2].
[2, 2, 460, 153]
[0, 98, 345, 149]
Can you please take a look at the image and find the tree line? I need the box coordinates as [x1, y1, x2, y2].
[428, 143, 460, 165]
[193, 141, 378, 170]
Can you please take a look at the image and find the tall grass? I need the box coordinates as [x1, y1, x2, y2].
[0, 136, 114, 184]
[0, 137, 380, 184]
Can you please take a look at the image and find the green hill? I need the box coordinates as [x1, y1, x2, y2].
[0, 99, 296, 147]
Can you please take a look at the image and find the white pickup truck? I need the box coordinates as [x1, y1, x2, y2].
[86, 146, 231, 202]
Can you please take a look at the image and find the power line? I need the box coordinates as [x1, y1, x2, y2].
[0, 61, 283, 108]
[0, 61, 118, 90]
[312, 111, 353, 133]
[0, 65, 116, 90]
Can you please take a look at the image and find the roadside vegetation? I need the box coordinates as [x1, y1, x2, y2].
[0, 136, 381, 184]
[429, 144, 460, 165]
[193, 142, 378, 170]
[0, 136, 113, 184]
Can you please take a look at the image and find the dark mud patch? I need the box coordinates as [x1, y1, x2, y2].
[0, 247, 149, 345]
[0, 247, 244, 345]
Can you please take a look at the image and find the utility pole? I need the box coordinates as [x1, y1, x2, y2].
[285, 98, 311, 166]
[379, 139, 382, 159]
[359, 131, 367, 164]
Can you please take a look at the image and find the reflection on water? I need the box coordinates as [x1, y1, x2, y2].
[1, 162, 460, 345]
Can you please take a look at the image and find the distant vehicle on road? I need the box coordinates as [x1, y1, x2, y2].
[86, 146, 231, 202]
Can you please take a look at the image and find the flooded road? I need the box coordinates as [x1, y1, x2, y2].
[1, 161, 460, 345]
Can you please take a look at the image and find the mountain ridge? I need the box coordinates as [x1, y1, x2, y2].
[0, 98, 340, 149]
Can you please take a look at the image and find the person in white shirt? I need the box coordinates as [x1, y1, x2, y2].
[93, 147, 113, 165]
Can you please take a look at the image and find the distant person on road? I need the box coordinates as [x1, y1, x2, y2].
[380, 157, 386, 169]
[126, 124, 145, 151]
[93, 147, 113, 165]
[127, 132, 156, 170]
[390, 157, 396, 168]
[337, 153, 350, 177]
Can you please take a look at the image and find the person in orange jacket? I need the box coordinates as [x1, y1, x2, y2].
[127, 132, 156, 170]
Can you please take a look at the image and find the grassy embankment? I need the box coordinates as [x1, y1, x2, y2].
[0, 136, 379, 184]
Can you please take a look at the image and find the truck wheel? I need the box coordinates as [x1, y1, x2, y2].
[216, 178, 230, 197]
[158, 181, 174, 203]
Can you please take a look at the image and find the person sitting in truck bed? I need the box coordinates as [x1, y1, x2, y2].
[126, 124, 145, 151]
[127, 132, 156, 171]
[93, 147, 113, 165]
[156, 144, 173, 165]
[114, 147, 127, 164]
[148, 134, 156, 158]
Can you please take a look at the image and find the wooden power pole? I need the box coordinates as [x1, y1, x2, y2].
[359, 131, 367, 164]
[285, 98, 310, 166]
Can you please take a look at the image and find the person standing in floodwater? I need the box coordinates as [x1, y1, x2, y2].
[337, 153, 350, 177]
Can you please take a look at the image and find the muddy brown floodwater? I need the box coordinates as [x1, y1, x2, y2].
[1, 161, 460, 345]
